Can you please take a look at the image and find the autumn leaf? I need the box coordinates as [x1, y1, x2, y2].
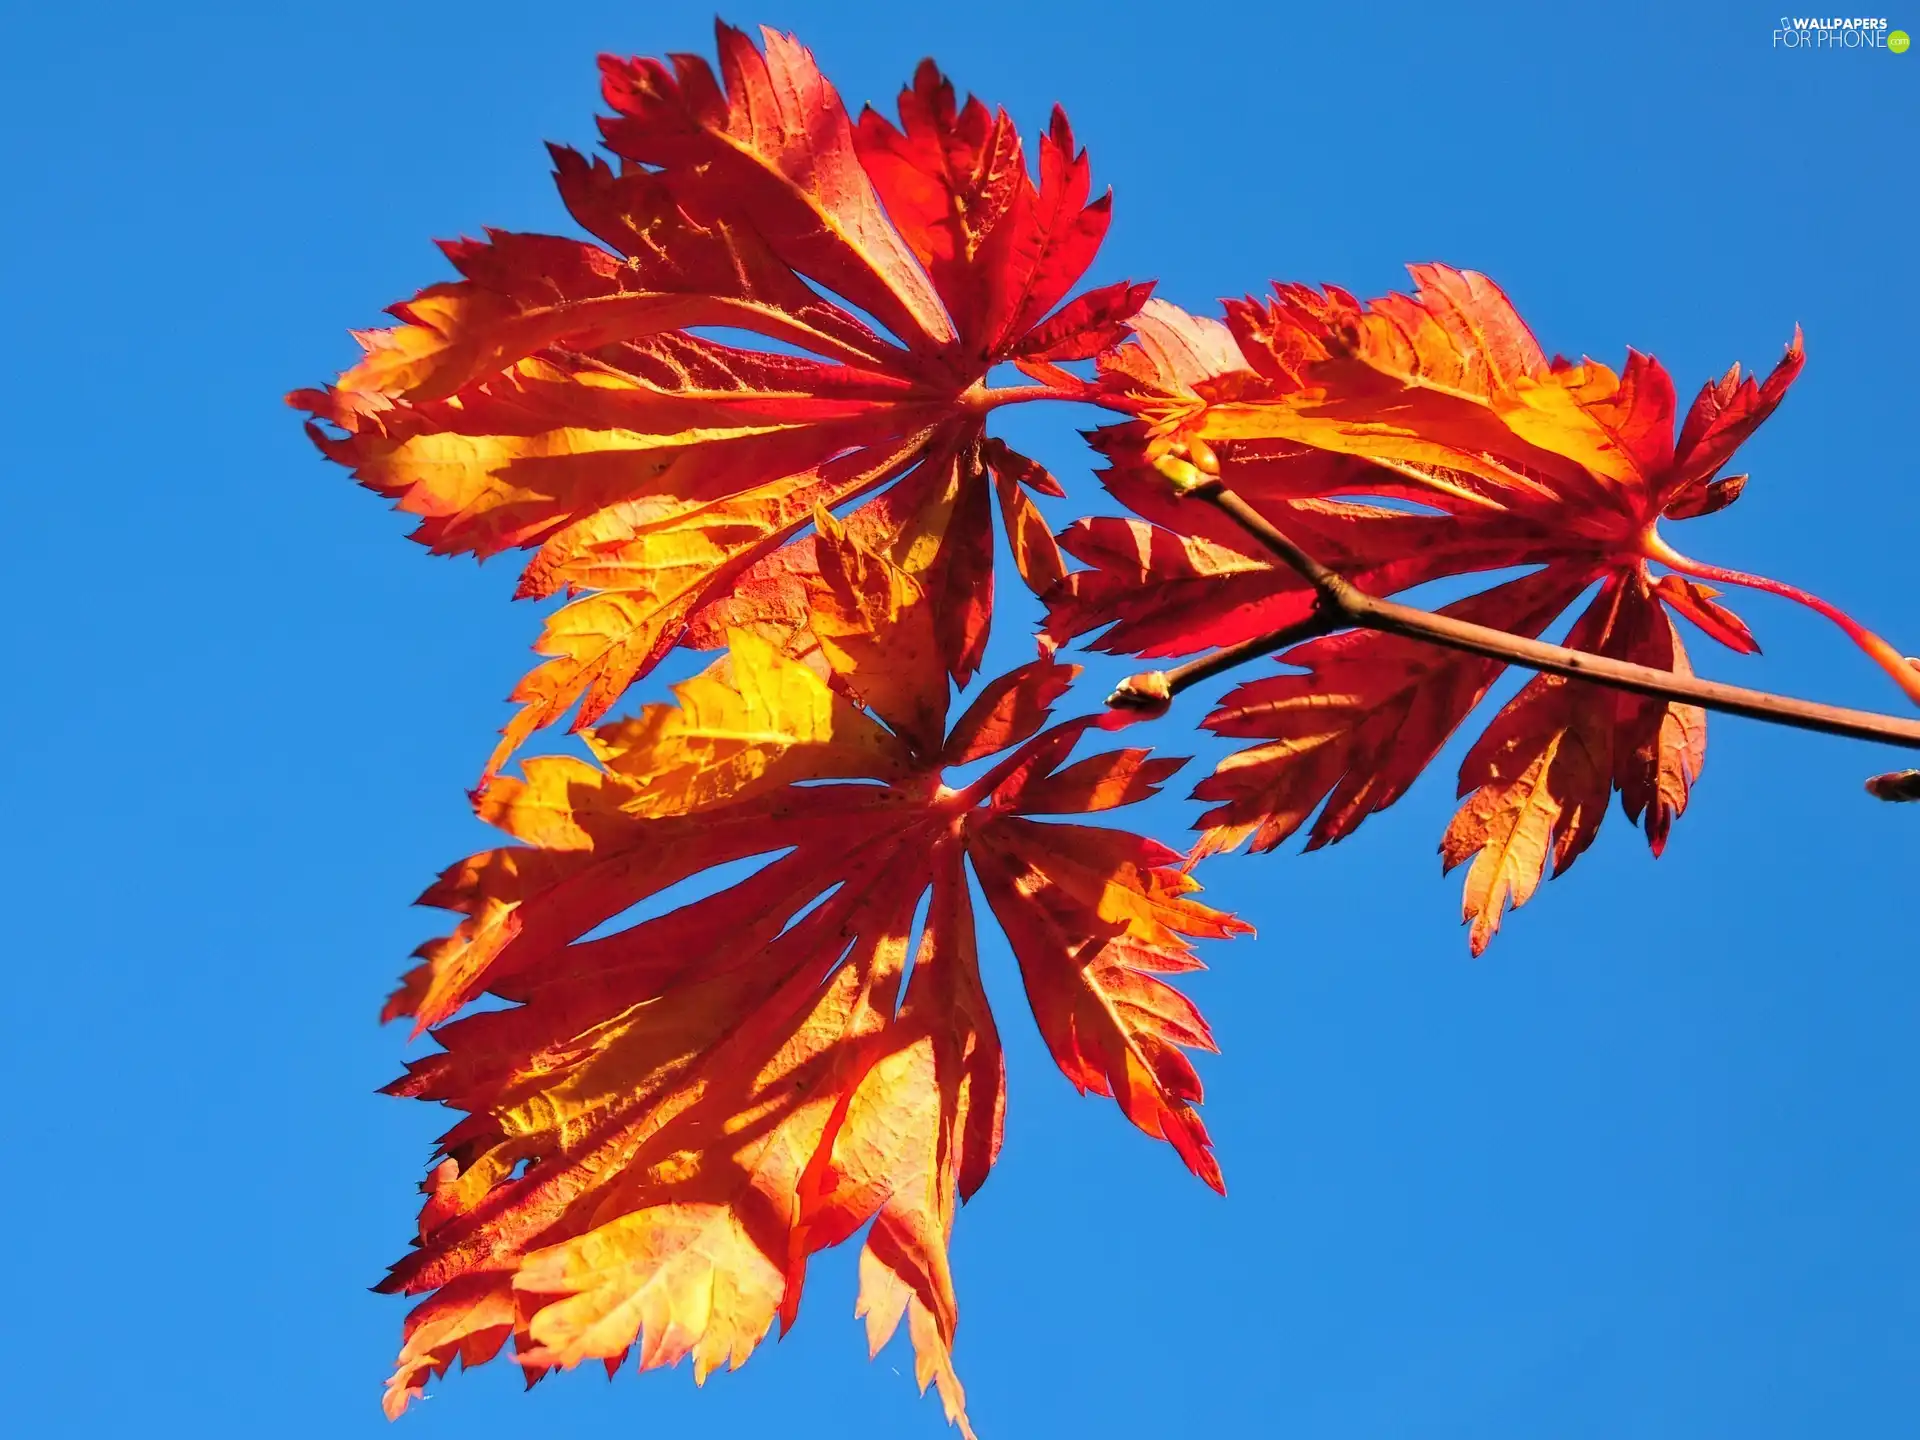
[291, 23, 1148, 777]
[1437, 573, 1706, 954]
[377, 524, 1246, 1427]
[1053, 270, 1914, 946]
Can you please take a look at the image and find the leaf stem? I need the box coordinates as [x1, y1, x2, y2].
[1642, 530, 1920, 706]
[962, 381, 1092, 410]
[1109, 480, 1920, 753]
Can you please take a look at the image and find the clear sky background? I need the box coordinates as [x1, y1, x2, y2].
[4, 2, 1916, 1436]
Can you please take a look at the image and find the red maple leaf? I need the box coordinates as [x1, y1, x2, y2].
[1055, 270, 1917, 949]
[290, 23, 1139, 776]
[376, 519, 1245, 1428]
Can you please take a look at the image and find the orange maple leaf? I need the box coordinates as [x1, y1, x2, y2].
[377, 521, 1246, 1428]
[1053, 273, 1917, 949]
[291, 23, 1138, 777]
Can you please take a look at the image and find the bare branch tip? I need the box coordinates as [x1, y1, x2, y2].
[1108, 670, 1173, 713]
[1866, 769, 1920, 803]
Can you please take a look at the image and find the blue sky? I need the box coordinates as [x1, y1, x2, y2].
[4, 2, 1916, 1436]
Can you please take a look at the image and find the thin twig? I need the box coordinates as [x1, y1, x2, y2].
[1108, 611, 1340, 709]
[1110, 479, 1920, 753]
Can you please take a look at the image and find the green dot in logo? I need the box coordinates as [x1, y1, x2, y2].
[1891, 28, 1912, 52]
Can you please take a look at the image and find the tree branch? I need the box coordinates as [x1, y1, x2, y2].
[1108, 610, 1342, 710]
[1109, 479, 1920, 754]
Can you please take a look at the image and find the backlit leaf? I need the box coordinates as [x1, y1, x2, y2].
[377, 527, 1244, 1428]
[292, 23, 1147, 776]
[1056, 271, 1858, 946]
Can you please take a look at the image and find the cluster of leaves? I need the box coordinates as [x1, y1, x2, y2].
[295, 21, 1914, 1433]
